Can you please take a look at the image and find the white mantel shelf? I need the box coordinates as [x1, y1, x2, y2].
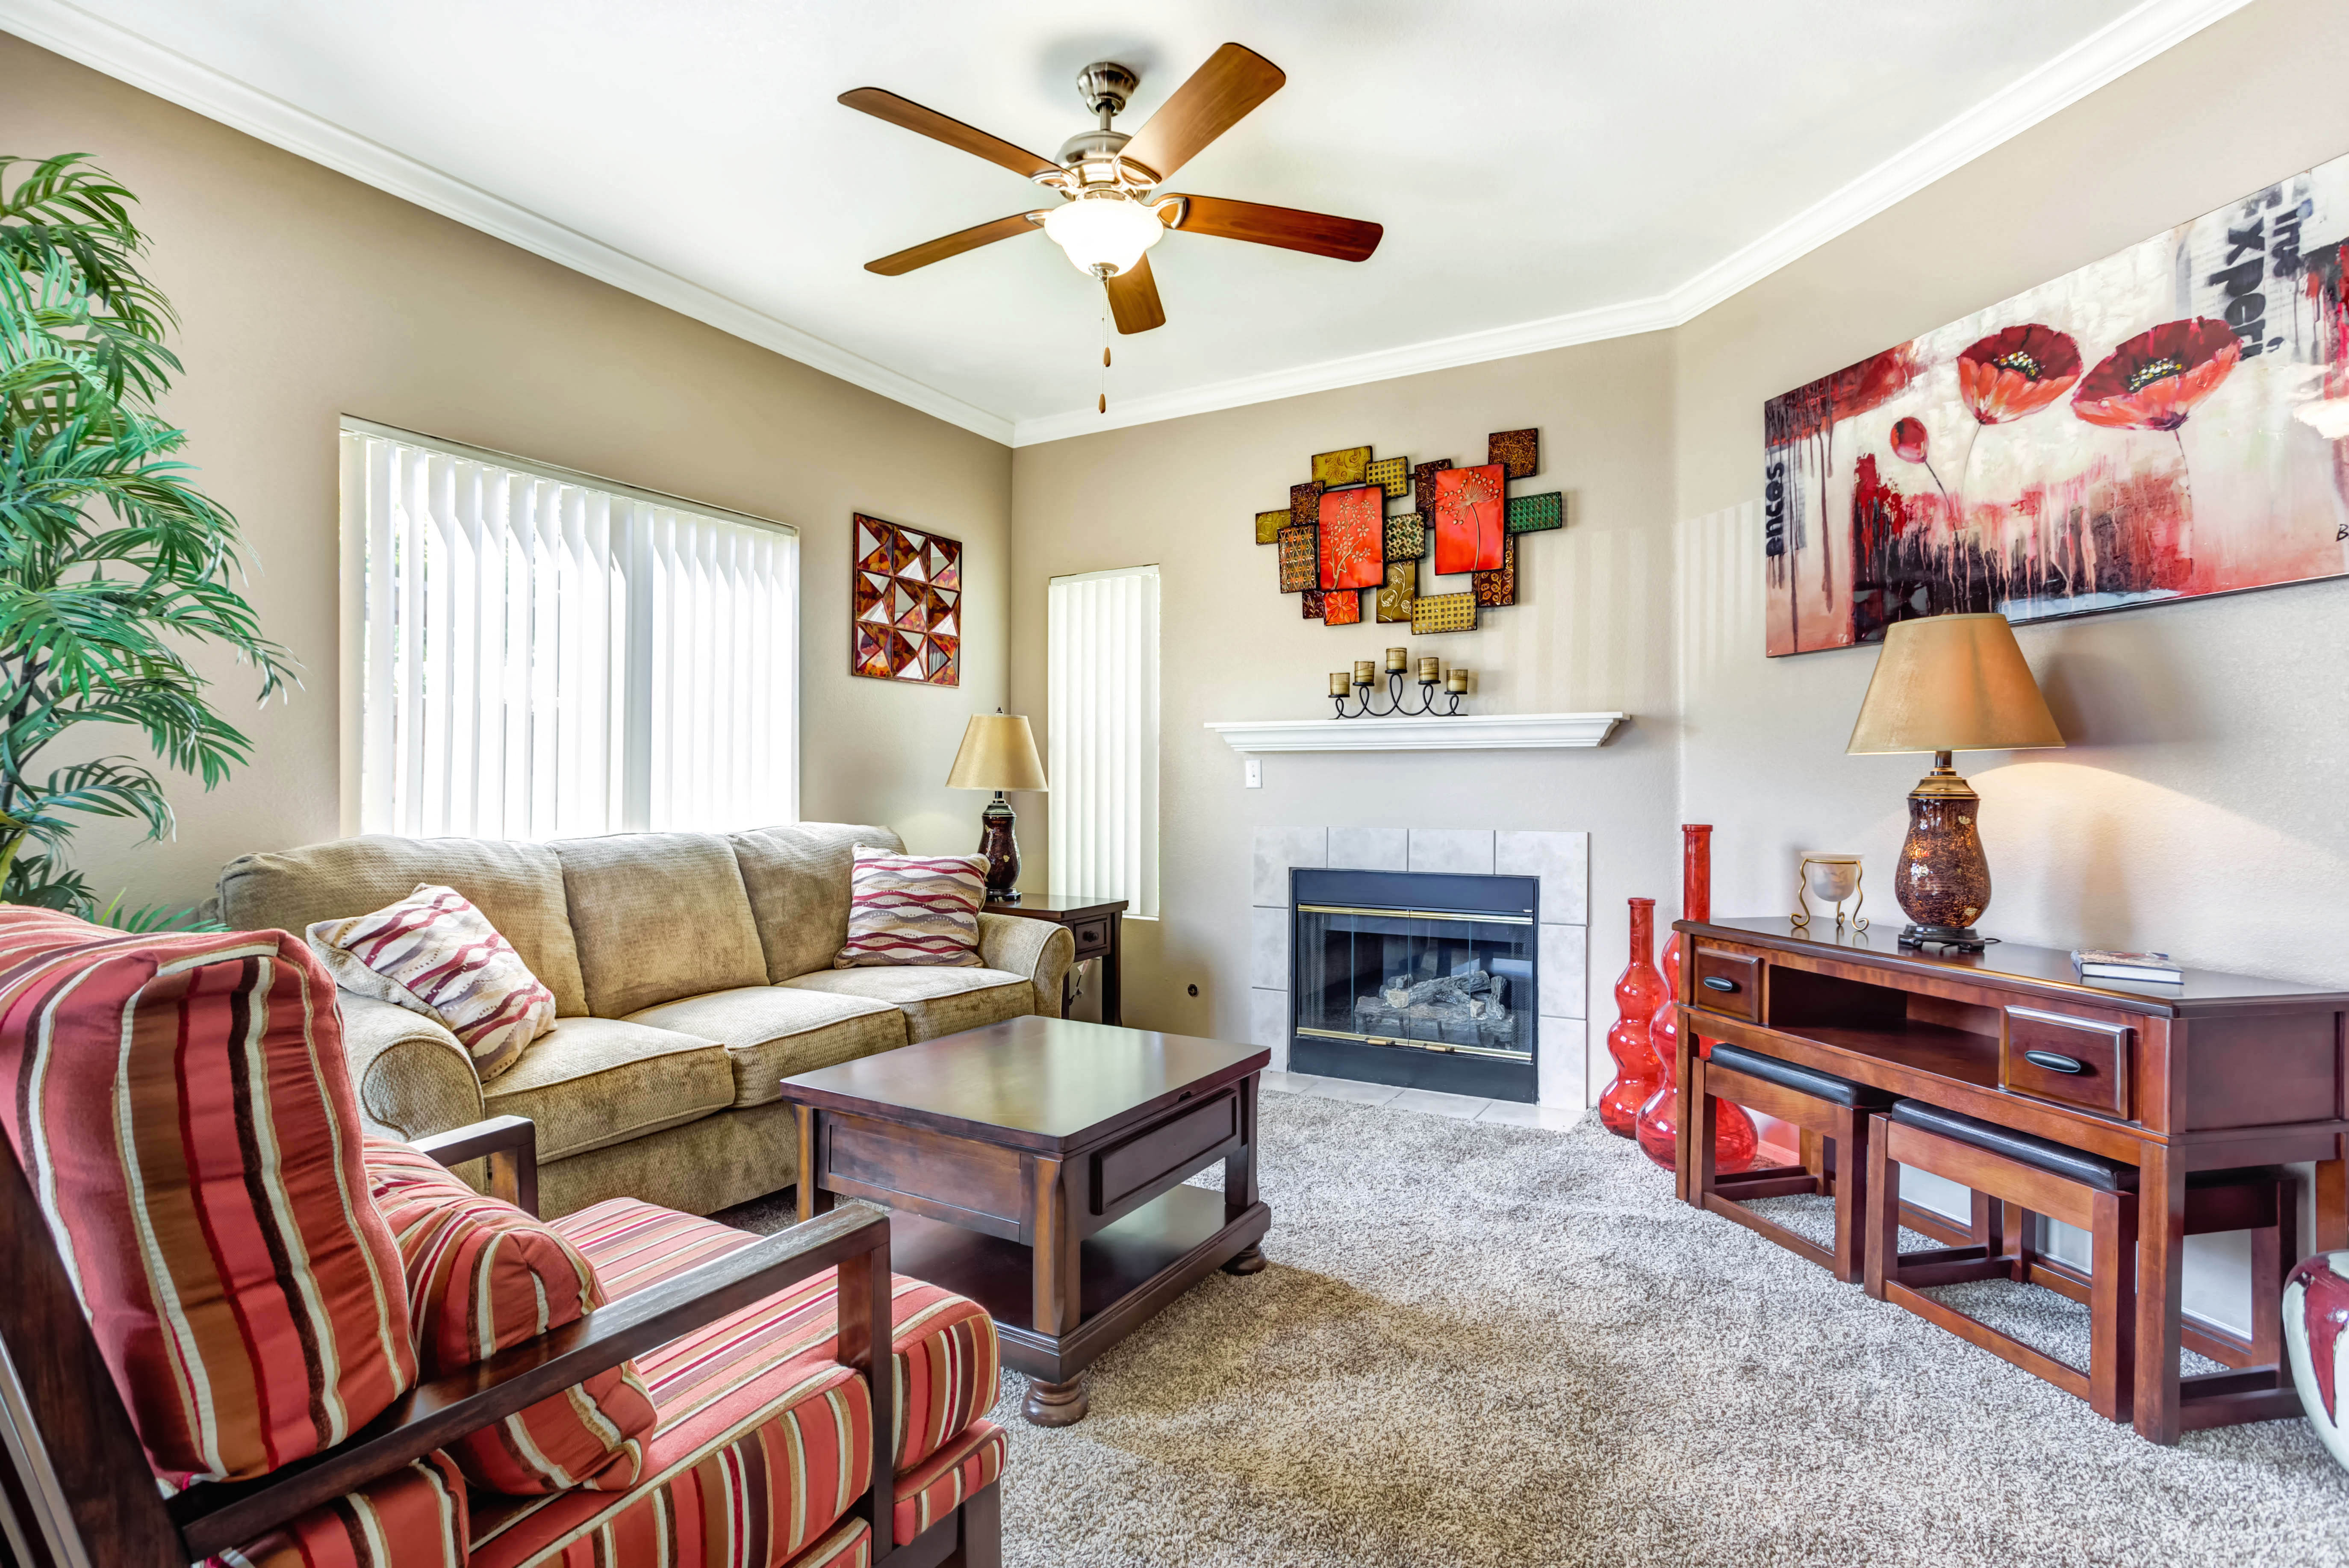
[1205, 712, 1628, 753]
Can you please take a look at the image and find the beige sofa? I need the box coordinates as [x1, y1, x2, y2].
[218, 821, 1073, 1218]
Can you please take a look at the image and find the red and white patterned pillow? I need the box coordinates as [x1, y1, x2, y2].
[0, 907, 416, 1489]
[365, 1138, 655, 1494]
[832, 847, 987, 968]
[308, 885, 555, 1081]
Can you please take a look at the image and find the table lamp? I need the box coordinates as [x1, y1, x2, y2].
[1846, 612, 2063, 951]
[946, 713, 1049, 903]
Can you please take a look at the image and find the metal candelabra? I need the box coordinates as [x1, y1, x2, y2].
[1328, 649, 1470, 718]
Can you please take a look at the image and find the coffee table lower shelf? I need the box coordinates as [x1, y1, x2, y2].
[886, 1183, 1270, 1386]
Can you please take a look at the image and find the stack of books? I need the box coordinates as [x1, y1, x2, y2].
[2071, 948, 2184, 983]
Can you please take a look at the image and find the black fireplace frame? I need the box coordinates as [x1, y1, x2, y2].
[1288, 867, 1540, 1103]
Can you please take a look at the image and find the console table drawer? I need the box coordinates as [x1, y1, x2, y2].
[1070, 918, 1112, 957]
[2002, 1006, 2133, 1120]
[1691, 947, 1762, 1021]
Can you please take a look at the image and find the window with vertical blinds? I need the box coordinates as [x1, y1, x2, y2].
[341, 419, 798, 840]
[1046, 565, 1160, 918]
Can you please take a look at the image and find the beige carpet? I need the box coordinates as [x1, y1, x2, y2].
[734, 1089, 2349, 1567]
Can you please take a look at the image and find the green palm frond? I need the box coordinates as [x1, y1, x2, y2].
[0, 153, 298, 918]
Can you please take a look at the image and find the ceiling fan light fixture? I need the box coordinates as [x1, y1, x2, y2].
[1042, 193, 1165, 277]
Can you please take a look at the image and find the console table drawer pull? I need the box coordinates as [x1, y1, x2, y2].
[2022, 1049, 2086, 1074]
[1701, 977, 1739, 993]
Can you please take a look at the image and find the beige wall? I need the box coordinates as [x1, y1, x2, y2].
[1, 35, 1012, 910]
[1674, 0, 2349, 985]
[1009, 334, 1680, 1100]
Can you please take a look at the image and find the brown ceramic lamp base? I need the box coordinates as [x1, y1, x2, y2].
[976, 792, 1021, 903]
[1892, 750, 1991, 948]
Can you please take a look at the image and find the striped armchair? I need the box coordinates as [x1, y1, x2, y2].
[0, 907, 1005, 1568]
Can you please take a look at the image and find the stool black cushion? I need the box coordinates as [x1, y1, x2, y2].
[1889, 1100, 2137, 1192]
[1707, 1043, 1895, 1109]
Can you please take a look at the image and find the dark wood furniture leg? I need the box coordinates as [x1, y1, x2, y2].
[2134, 1142, 2185, 1444]
[796, 1104, 834, 1222]
[1102, 912, 1123, 1026]
[1223, 1073, 1266, 1274]
[1023, 1153, 1088, 1425]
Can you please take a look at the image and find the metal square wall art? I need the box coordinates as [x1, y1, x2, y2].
[1412, 459, 1453, 515]
[1506, 492, 1563, 534]
[1765, 144, 2349, 656]
[1366, 456, 1410, 498]
[1488, 428, 1539, 480]
[1383, 512, 1427, 561]
[1290, 480, 1325, 531]
[1317, 486, 1385, 590]
[1256, 509, 1288, 544]
[1278, 524, 1318, 592]
[1376, 560, 1417, 623]
[1312, 446, 1371, 487]
[1432, 463, 1506, 574]
[1302, 587, 1326, 619]
[1322, 588, 1362, 626]
[1473, 533, 1518, 607]
[1411, 590, 1477, 634]
[852, 513, 960, 686]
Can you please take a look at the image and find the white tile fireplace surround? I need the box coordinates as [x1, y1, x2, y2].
[1247, 828, 1589, 1110]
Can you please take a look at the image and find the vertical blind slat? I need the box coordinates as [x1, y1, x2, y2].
[351, 431, 796, 840]
[1045, 566, 1158, 919]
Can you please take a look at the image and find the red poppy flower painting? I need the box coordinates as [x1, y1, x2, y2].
[1956, 325, 2081, 424]
[1432, 463, 1505, 575]
[1761, 147, 2349, 658]
[1316, 485, 1385, 591]
[2071, 318, 2241, 432]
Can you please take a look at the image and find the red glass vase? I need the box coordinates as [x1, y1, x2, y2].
[1599, 897, 1666, 1138]
[1636, 825, 1757, 1173]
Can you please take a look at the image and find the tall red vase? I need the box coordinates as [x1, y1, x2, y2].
[1598, 897, 1666, 1138]
[1636, 825, 1757, 1173]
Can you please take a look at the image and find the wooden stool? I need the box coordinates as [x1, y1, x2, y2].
[1866, 1100, 2297, 1429]
[1692, 1042, 1897, 1283]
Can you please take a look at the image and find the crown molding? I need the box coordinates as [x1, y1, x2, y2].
[6, 0, 2250, 452]
[1010, 0, 2253, 446]
[0, 0, 1016, 445]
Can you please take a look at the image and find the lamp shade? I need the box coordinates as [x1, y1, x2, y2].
[946, 714, 1049, 791]
[1846, 613, 2064, 756]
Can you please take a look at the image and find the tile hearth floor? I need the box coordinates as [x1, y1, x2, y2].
[1259, 1068, 1582, 1129]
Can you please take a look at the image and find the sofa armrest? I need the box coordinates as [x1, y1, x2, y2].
[336, 993, 485, 1140]
[977, 914, 1076, 1018]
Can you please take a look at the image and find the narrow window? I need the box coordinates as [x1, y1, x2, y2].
[1046, 565, 1161, 918]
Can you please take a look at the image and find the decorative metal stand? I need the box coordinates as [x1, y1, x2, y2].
[1329, 648, 1470, 718]
[1790, 853, 1868, 933]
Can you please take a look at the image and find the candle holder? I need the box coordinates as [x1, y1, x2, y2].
[1327, 647, 1469, 718]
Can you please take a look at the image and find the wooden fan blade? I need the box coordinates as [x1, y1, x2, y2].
[839, 88, 1061, 180]
[1106, 254, 1167, 335]
[1117, 43, 1285, 183]
[1162, 194, 1382, 262]
[865, 212, 1048, 276]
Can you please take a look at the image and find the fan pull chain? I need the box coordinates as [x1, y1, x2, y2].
[1099, 289, 1110, 414]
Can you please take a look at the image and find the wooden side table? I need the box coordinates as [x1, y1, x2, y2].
[984, 894, 1127, 1024]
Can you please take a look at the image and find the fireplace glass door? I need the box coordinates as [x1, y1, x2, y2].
[1294, 903, 1536, 1058]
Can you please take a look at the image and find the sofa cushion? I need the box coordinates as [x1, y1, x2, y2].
[203, 1450, 468, 1568]
[834, 847, 988, 969]
[481, 1017, 734, 1160]
[365, 1139, 655, 1494]
[551, 832, 771, 1017]
[470, 1200, 1002, 1567]
[784, 966, 1034, 1043]
[0, 909, 417, 1488]
[219, 834, 589, 1017]
[730, 822, 905, 984]
[628, 986, 908, 1107]
[309, 885, 556, 1082]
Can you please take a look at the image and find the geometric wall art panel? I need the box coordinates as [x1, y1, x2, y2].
[1278, 524, 1319, 593]
[1376, 559, 1417, 623]
[850, 512, 960, 685]
[1410, 590, 1478, 634]
[1256, 508, 1290, 544]
[1383, 512, 1428, 561]
[1312, 446, 1371, 487]
[1366, 455, 1410, 498]
[1322, 588, 1363, 625]
[1765, 145, 2349, 656]
[1488, 427, 1539, 480]
[1505, 491, 1564, 534]
[1473, 532, 1518, 607]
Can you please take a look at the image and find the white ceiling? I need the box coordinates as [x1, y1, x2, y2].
[4, 0, 2250, 444]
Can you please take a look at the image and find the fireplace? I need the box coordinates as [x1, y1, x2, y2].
[1289, 867, 1539, 1102]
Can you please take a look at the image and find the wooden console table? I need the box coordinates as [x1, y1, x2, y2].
[1671, 916, 2349, 1444]
[985, 894, 1127, 1024]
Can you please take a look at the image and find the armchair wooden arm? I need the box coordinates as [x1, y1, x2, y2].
[413, 1111, 539, 1214]
[0, 1119, 899, 1567]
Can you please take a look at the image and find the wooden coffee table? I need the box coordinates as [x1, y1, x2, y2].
[779, 1014, 1270, 1425]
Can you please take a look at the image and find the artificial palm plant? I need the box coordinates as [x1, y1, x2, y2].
[0, 153, 295, 914]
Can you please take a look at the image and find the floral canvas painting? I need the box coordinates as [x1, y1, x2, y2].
[1764, 148, 2349, 656]
[1432, 463, 1505, 574]
[1317, 485, 1385, 590]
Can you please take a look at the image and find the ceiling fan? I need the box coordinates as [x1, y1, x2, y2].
[841, 43, 1382, 338]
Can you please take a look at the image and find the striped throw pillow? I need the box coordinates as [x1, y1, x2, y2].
[0, 907, 415, 1489]
[833, 847, 987, 968]
[365, 1139, 655, 1494]
[308, 885, 556, 1082]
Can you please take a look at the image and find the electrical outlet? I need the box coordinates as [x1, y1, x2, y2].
[1244, 758, 1262, 788]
